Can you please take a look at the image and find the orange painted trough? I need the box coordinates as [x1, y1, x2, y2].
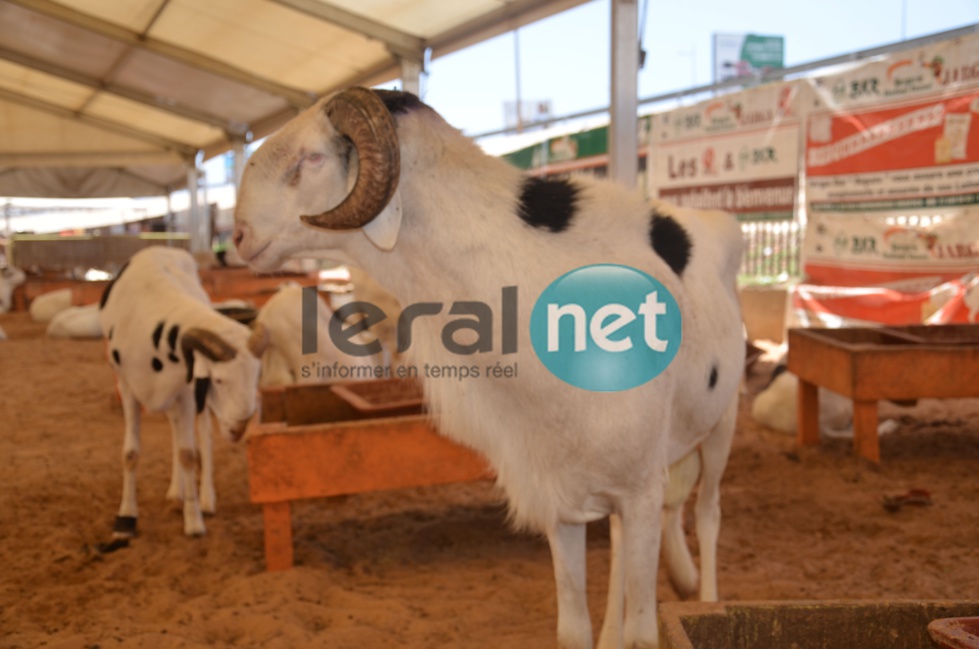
[787, 324, 979, 463]
[246, 379, 493, 571]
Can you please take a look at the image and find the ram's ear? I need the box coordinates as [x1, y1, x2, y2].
[361, 189, 402, 251]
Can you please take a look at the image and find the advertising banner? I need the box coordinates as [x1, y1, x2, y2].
[648, 80, 806, 221]
[797, 32, 979, 325]
[713, 33, 785, 83]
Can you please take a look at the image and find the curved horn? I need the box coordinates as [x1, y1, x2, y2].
[301, 87, 400, 231]
[247, 322, 270, 359]
[181, 328, 238, 363]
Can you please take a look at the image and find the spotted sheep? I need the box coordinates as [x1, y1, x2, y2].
[99, 247, 268, 539]
[233, 88, 744, 649]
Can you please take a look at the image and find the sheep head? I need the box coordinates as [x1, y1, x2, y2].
[180, 326, 267, 442]
[234, 87, 402, 270]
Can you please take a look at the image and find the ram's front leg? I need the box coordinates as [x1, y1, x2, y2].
[621, 485, 665, 649]
[196, 410, 216, 515]
[166, 393, 205, 536]
[548, 521, 593, 649]
[598, 513, 624, 649]
[166, 435, 183, 502]
[660, 450, 702, 600]
[113, 378, 141, 539]
[695, 398, 738, 602]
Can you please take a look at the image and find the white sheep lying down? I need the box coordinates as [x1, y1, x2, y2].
[100, 247, 267, 538]
[751, 365, 854, 437]
[234, 88, 744, 649]
[47, 303, 103, 339]
[29, 287, 72, 322]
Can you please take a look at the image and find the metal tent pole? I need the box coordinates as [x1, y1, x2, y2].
[609, 0, 639, 189]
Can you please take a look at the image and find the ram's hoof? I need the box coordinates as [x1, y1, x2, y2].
[112, 515, 137, 538]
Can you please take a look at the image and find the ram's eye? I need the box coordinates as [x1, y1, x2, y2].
[306, 152, 324, 163]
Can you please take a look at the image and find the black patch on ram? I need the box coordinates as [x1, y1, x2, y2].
[98, 261, 130, 310]
[373, 89, 425, 115]
[111, 349, 121, 365]
[649, 210, 692, 277]
[194, 378, 210, 414]
[108, 327, 114, 340]
[151, 358, 164, 373]
[167, 325, 180, 362]
[709, 364, 719, 390]
[517, 177, 579, 233]
[151, 321, 165, 349]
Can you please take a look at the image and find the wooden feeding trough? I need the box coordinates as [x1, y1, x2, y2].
[246, 378, 493, 571]
[659, 600, 979, 649]
[13, 267, 318, 312]
[198, 267, 318, 307]
[787, 325, 979, 463]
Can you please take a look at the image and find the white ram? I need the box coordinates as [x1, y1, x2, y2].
[100, 246, 267, 538]
[233, 88, 744, 649]
[254, 282, 382, 387]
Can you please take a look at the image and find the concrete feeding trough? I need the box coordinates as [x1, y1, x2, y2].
[659, 600, 979, 649]
[929, 616, 979, 649]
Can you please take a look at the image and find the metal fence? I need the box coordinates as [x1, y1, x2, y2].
[10, 233, 190, 275]
[739, 219, 802, 284]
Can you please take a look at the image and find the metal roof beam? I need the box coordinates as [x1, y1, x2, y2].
[6, 0, 316, 109]
[428, 0, 590, 59]
[269, 0, 425, 62]
[0, 87, 197, 157]
[0, 45, 249, 135]
[0, 151, 183, 167]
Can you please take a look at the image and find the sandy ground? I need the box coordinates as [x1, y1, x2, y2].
[1, 311, 977, 649]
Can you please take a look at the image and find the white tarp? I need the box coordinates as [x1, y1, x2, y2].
[0, 0, 588, 198]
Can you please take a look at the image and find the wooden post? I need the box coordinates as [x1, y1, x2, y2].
[262, 501, 294, 571]
[852, 400, 881, 464]
[796, 378, 821, 447]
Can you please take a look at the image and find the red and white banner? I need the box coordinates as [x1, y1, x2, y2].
[790, 273, 979, 328]
[794, 32, 979, 326]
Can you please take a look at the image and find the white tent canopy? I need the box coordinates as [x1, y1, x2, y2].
[0, 0, 589, 198]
